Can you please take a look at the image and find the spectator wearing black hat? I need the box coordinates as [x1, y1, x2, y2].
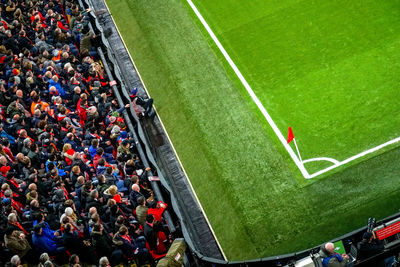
[357, 232, 384, 260]
[357, 231, 394, 266]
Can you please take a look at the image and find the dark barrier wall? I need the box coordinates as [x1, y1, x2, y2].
[78, 0, 400, 266]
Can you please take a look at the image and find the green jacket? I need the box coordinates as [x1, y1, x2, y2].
[135, 205, 148, 226]
[4, 231, 31, 257]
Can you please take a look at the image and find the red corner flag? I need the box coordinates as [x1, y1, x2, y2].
[287, 127, 294, 144]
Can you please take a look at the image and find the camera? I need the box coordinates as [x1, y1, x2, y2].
[367, 217, 376, 233]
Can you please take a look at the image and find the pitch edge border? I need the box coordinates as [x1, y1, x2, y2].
[103, 0, 228, 260]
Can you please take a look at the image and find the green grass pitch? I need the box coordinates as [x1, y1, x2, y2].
[106, 0, 400, 260]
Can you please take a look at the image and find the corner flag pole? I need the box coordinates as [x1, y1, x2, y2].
[293, 138, 303, 163]
[287, 127, 303, 163]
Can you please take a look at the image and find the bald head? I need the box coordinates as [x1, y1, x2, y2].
[28, 183, 37, 191]
[0, 156, 7, 165]
[132, 184, 140, 192]
[325, 242, 335, 254]
[34, 109, 41, 117]
[16, 90, 23, 98]
[19, 129, 27, 138]
[89, 207, 97, 215]
[16, 153, 24, 161]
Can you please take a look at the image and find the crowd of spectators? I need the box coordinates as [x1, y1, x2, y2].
[0, 0, 169, 266]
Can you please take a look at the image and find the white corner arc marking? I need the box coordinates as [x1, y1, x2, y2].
[302, 157, 340, 165]
[186, 0, 310, 179]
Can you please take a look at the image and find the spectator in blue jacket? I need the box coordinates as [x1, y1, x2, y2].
[32, 223, 65, 256]
[0, 123, 15, 145]
[49, 75, 66, 97]
[319, 242, 350, 267]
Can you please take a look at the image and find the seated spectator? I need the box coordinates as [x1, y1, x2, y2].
[8, 255, 21, 267]
[319, 242, 350, 267]
[130, 184, 145, 208]
[61, 222, 91, 256]
[357, 232, 394, 266]
[7, 213, 28, 235]
[4, 228, 32, 260]
[62, 143, 77, 166]
[69, 254, 81, 267]
[85, 189, 103, 213]
[99, 256, 111, 267]
[112, 225, 148, 261]
[32, 223, 65, 256]
[38, 253, 51, 267]
[91, 223, 114, 260]
[357, 232, 384, 260]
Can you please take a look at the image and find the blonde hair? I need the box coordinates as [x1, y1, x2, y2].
[72, 165, 80, 174]
[108, 185, 118, 196]
[63, 143, 72, 153]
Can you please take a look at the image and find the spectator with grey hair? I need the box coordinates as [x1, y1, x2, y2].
[319, 242, 350, 267]
[7, 213, 28, 234]
[21, 138, 32, 156]
[85, 189, 103, 213]
[98, 256, 110, 267]
[9, 254, 20, 267]
[3, 30, 18, 54]
[38, 253, 50, 267]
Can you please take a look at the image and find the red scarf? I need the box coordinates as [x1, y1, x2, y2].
[121, 234, 131, 244]
[11, 199, 24, 214]
[62, 187, 69, 200]
[8, 178, 19, 190]
[9, 221, 28, 235]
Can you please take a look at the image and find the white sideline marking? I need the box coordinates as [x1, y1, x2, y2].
[186, 0, 310, 178]
[187, 0, 400, 179]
